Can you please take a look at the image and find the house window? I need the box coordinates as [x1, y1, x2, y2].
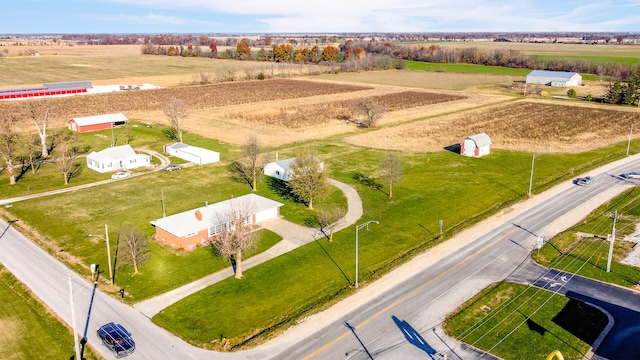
[209, 222, 229, 236]
[275, 170, 280, 175]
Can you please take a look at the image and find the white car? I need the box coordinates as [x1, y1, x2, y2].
[621, 172, 640, 179]
[111, 172, 131, 180]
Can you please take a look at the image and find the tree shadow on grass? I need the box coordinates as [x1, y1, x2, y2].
[266, 176, 300, 203]
[351, 171, 386, 195]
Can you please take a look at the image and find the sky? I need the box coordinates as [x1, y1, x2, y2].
[2, 0, 640, 34]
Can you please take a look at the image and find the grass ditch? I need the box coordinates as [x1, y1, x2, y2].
[533, 186, 640, 289]
[0, 265, 102, 360]
[444, 282, 607, 359]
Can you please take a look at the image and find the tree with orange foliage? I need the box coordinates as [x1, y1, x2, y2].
[236, 38, 251, 60]
[322, 45, 339, 62]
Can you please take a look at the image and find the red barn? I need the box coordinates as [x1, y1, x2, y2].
[68, 113, 128, 133]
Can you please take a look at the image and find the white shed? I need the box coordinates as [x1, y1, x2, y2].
[164, 143, 220, 165]
[263, 157, 324, 182]
[86, 145, 151, 173]
[461, 133, 492, 158]
[526, 70, 582, 87]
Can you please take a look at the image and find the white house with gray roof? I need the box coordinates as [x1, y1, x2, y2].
[86, 144, 150, 173]
[526, 70, 582, 87]
[151, 193, 283, 250]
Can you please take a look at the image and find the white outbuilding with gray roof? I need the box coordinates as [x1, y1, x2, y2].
[526, 70, 582, 87]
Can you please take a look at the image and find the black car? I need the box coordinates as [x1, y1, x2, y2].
[97, 322, 135, 358]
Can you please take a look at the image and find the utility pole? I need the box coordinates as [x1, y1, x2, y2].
[161, 190, 166, 217]
[68, 275, 81, 360]
[105, 224, 113, 287]
[607, 211, 619, 273]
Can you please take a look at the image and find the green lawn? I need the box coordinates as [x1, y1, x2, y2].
[0, 265, 101, 360]
[533, 187, 640, 288]
[151, 141, 631, 349]
[444, 282, 607, 360]
[405, 60, 532, 76]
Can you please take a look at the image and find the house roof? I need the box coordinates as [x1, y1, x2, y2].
[151, 194, 284, 238]
[69, 113, 127, 127]
[88, 144, 136, 162]
[527, 70, 579, 79]
[167, 143, 220, 156]
[268, 158, 296, 172]
[465, 133, 492, 147]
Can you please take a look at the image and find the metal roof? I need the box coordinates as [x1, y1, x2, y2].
[87, 144, 136, 162]
[527, 70, 579, 79]
[465, 133, 492, 147]
[70, 113, 127, 127]
[151, 194, 283, 238]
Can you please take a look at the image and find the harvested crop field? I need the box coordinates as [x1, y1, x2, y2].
[346, 100, 640, 153]
[230, 91, 465, 128]
[0, 79, 371, 124]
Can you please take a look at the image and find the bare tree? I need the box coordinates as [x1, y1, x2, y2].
[26, 100, 52, 158]
[55, 133, 81, 185]
[352, 98, 385, 128]
[380, 152, 402, 198]
[317, 207, 347, 242]
[163, 98, 190, 143]
[211, 197, 258, 279]
[288, 153, 327, 210]
[0, 114, 19, 185]
[243, 135, 264, 192]
[24, 133, 42, 175]
[116, 227, 151, 275]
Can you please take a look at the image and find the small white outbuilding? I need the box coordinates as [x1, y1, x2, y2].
[164, 143, 220, 165]
[461, 133, 492, 158]
[263, 156, 324, 182]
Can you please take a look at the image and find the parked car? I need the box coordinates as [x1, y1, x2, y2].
[164, 163, 182, 172]
[621, 172, 640, 179]
[577, 176, 594, 186]
[111, 172, 131, 180]
[97, 322, 135, 358]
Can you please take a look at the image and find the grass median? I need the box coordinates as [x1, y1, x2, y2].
[444, 282, 607, 359]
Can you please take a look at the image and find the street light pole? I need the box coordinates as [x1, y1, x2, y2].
[89, 224, 113, 287]
[355, 220, 379, 289]
[627, 123, 637, 156]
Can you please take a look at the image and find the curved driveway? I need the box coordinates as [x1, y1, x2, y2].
[2, 155, 640, 359]
[134, 178, 363, 317]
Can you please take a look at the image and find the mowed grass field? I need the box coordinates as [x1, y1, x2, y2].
[0, 265, 101, 360]
[2, 41, 640, 355]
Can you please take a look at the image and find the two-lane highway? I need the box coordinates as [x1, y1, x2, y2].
[2, 155, 640, 359]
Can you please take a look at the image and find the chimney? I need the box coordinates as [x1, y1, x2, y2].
[195, 210, 202, 221]
[205, 201, 208, 207]
[275, 151, 278, 161]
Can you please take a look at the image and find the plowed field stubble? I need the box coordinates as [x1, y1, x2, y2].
[347, 101, 640, 153]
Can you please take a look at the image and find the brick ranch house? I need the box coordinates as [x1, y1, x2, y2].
[150, 194, 283, 250]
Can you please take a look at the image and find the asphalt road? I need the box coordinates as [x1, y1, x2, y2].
[508, 261, 640, 360]
[269, 156, 640, 359]
[1, 155, 640, 359]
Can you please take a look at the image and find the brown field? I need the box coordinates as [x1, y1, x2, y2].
[2, 42, 637, 152]
[228, 91, 464, 128]
[0, 79, 370, 124]
[346, 100, 640, 153]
